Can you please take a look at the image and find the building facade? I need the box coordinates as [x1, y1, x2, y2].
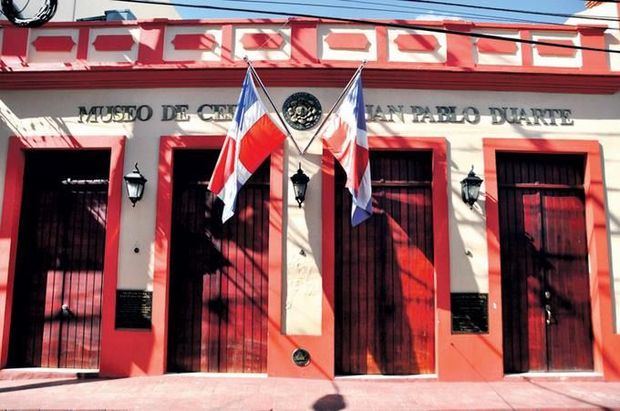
[1, 5, 620, 381]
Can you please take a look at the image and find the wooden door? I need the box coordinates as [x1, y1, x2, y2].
[498, 153, 593, 373]
[335, 151, 435, 375]
[8, 151, 110, 369]
[167, 151, 269, 373]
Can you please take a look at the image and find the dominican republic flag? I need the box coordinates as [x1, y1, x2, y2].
[322, 71, 372, 226]
[208, 68, 286, 222]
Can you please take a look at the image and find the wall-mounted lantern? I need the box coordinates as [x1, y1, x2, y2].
[124, 163, 147, 207]
[460, 166, 483, 209]
[290, 163, 310, 208]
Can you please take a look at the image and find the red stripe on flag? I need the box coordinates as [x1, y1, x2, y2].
[352, 144, 369, 194]
[239, 114, 286, 174]
[209, 136, 236, 194]
[324, 119, 369, 195]
[324, 120, 350, 161]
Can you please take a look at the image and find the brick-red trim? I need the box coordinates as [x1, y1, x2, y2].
[322, 137, 450, 380]
[151, 136, 287, 378]
[477, 38, 518, 54]
[0, 19, 616, 93]
[31, 36, 76, 52]
[0, 136, 125, 377]
[92, 34, 135, 52]
[483, 139, 619, 381]
[240, 33, 284, 50]
[171, 33, 216, 50]
[325, 32, 370, 51]
[535, 40, 578, 57]
[395, 34, 439, 52]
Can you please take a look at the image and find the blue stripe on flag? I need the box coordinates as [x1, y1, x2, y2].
[353, 74, 367, 132]
[233, 69, 259, 130]
[351, 203, 372, 227]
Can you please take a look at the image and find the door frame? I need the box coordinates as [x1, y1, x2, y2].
[152, 135, 284, 375]
[322, 137, 450, 377]
[0, 135, 125, 372]
[483, 138, 620, 380]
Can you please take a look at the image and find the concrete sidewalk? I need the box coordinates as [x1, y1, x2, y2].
[0, 374, 619, 410]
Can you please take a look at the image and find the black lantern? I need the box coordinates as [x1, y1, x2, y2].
[290, 163, 310, 207]
[124, 163, 147, 207]
[460, 166, 483, 209]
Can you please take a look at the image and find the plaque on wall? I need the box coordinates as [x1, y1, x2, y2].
[451, 293, 489, 334]
[115, 290, 152, 329]
[282, 92, 322, 131]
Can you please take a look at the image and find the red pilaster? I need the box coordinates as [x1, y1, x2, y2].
[77, 28, 90, 61]
[291, 19, 318, 65]
[445, 22, 474, 69]
[375, 26, 389, 64]
[221, 24, 234, 64]
[138, 22, 165, 65]
[578, 26, 609, 73]
[521, 30, 534, 67]
[1, 27, 29, 65]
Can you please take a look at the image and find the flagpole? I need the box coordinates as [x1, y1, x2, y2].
[243, 57, 303, 155]
[300, 60, 367, 155]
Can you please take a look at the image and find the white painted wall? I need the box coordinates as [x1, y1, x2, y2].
[1, 86, 619, 333]
[565, 2, 620, 72]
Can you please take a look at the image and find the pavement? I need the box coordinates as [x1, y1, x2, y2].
[0, 373, 619, 410]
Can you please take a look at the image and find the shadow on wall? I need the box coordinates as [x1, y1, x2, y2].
[599, 147, 619, 332]
[447, 139, 486, 294]
[329, 151, 435, 375]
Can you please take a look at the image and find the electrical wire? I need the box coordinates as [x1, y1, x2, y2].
[1, 0, 57, 27]
[218, 0, 600, 30]
[219, 0, 620, 31]
[14, 0, 31, 14]
[112, 0, 620, 54]
[393, 0, 620, 23]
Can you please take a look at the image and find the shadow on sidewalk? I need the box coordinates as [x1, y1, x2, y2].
[0, 378, 112, 394]
[525, 379, 613, 411]
[312, 393, 346, 411]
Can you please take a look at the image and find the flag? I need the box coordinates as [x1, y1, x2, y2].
[208, 68, 286, 222]
[322, 71, 372, 226]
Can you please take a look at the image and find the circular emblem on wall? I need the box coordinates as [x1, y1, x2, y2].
[282, 92, 322, 131]
[291, 348, 311, 367]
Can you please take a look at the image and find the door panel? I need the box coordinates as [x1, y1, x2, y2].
[523, 192, 547, 371]
[498, 153, 593, 373]
[167, 151, 269, 373]
[335, 151, 435, 375]
[543, 193, 593, 371]
[8, 151, 109, 369]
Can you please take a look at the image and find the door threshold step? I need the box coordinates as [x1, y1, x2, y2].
[166, 372, 268, 378]
[0, 367, 99, 380]
[335, 374, 437, 381]
[504, 371, 603, 382]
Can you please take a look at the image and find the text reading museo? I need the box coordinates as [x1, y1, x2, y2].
[78, 104, 574, 127]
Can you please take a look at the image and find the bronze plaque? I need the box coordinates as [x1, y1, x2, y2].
[451, 293, 489, 334]
[282, 92, 322, 130]
[115, 290, 152, 329]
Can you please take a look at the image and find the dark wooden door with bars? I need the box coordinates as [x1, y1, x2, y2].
[167, 151, 269, 373]
[335, 151, 435, 375]
[8, 150, 110, 369]
[498, 153, 594, 373]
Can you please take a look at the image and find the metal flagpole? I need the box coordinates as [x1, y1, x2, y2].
[243, 57, 303, 155]
[300, 60, 367, 155]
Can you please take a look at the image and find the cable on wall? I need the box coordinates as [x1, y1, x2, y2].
[1, 0, 57, 27]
